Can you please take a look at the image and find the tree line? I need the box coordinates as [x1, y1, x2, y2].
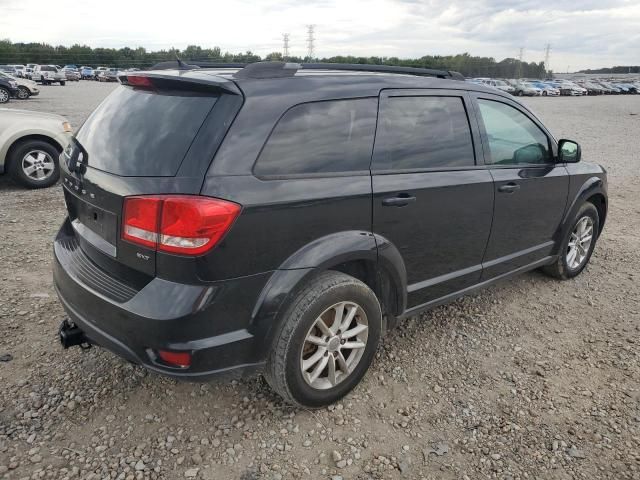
[578, 66, 640, 74]
[0, 39, 549, 78]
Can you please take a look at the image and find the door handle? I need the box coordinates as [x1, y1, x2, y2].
[497, 183, 521, 193]
[382, 193, 416, 207]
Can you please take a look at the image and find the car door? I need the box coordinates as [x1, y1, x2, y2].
[470, 93, 569, 278]
[371, 89, 494, 310]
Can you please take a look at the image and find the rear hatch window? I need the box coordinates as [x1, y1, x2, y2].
[75, 86, 218, 176]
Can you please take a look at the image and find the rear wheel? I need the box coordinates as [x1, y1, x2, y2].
[17, 86, 30, 99]
[265, 271, 382, 407]
[8, 139, 60, 188]
[0, 87, 9, 103]
[543, 202, 599, 280]
[60, 81, 66, 86]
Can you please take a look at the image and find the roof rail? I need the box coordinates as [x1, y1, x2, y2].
[301, 63, 464, 80]
[152, 61, 466, 81]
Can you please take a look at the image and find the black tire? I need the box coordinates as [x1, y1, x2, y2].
[517, 90, 523, 97]
[17, 86, 30, 99]
[0, 87, 9, 103]
[264, 271, 382, 408]
[8, 139, 60, 189]
[60, 81, 66, 86]
[542, 202, 599, 280]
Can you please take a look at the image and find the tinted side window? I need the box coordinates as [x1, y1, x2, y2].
[374, 96, 475, 170]
[255, 98, 377, 176]
[477, 99, 551, 165]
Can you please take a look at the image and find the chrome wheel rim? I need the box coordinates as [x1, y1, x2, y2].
[22, 150, 55, 181]
[0, 89, 8, 102]
[567, 216, 594, 270]
[300, 301, 369, 390]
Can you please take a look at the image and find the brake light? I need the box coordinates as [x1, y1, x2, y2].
[122, 195, 241, 255]
[127, 76, 154, 87]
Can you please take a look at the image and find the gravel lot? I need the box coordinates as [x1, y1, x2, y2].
[1, 82, 639, 480]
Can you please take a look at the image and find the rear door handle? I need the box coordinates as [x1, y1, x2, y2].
[497, 183, 521, 193]
[382, 194, 416, 207]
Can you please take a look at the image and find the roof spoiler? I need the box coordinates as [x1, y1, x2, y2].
[118, 72, 241, 95]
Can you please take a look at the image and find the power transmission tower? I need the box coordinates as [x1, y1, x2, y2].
[544, 44, 551, 76]
[306, 25, 316, 61]
[516, 47, 524, 79]
[283, 33, 290, 60]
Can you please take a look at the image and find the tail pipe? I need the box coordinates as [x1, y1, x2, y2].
[58, 320, 91, 349]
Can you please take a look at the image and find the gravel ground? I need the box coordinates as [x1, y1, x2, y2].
[1, 83, 639, 480]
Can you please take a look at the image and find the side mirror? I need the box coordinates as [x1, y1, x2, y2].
[558, 139, 581, 163]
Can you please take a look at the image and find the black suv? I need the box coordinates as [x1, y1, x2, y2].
[54, 62, 607, 407]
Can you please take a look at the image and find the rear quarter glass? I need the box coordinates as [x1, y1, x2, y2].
[75, 86, 219, 177]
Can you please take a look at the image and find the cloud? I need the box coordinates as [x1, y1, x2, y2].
[0, 0, 638, 70]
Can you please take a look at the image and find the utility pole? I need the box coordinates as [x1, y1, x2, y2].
[517, 47, 524, 79]
[544, 44, 551, 76]
[306, 25, 316, 61]
[282, 33, 290, 60]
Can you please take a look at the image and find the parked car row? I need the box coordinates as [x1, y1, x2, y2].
[469, 77, 640, 96]
[0, 64, 140, 83]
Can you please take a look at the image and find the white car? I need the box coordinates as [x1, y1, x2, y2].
[32, 65, 67, 85]
[0, 72, 39, 99]
[479, 78, 516, 94]
[0, 108, 72, 187]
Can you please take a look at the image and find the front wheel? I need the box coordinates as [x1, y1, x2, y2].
[8, 139, 60, 188]
[542, 202, 599, 280]
[17, 86, 30, 99]
[265, 271, 382, 408]
[60, 81, 66, 86]
[0, 87, 9, 103]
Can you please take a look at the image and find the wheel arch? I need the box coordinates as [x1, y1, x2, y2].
[553, 176, 607, 255]
[248, 231, 408, 359]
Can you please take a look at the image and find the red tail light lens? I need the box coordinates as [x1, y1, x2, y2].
[122, 195, 241, 256]
[157, 350, 191, 368]
[122, 196, 162, 248]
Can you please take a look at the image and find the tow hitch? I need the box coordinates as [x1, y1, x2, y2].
[59, 320, 91, 350]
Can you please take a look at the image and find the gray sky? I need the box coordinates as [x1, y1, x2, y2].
[2, 0, 639, 70]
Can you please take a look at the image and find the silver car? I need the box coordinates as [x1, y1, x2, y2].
[0, 108, 72, 188]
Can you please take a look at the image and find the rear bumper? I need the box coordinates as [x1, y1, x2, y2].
[53, 219, 272, 379]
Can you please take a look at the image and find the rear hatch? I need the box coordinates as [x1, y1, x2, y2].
[60, 72, 243, 286]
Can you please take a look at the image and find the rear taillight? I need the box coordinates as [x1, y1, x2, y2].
[122, 195, 241, 256]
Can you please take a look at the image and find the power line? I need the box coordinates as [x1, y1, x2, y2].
[306, 25, 315, 61]
[282, 33, 290, 60]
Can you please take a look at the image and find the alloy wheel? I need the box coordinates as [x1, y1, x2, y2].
[567, 216, 594, 270]
[0, 88, 9, 103]
[17, 87, 29, 99]
[300, 301, 369, 390]
[21, 150, 55, 181]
